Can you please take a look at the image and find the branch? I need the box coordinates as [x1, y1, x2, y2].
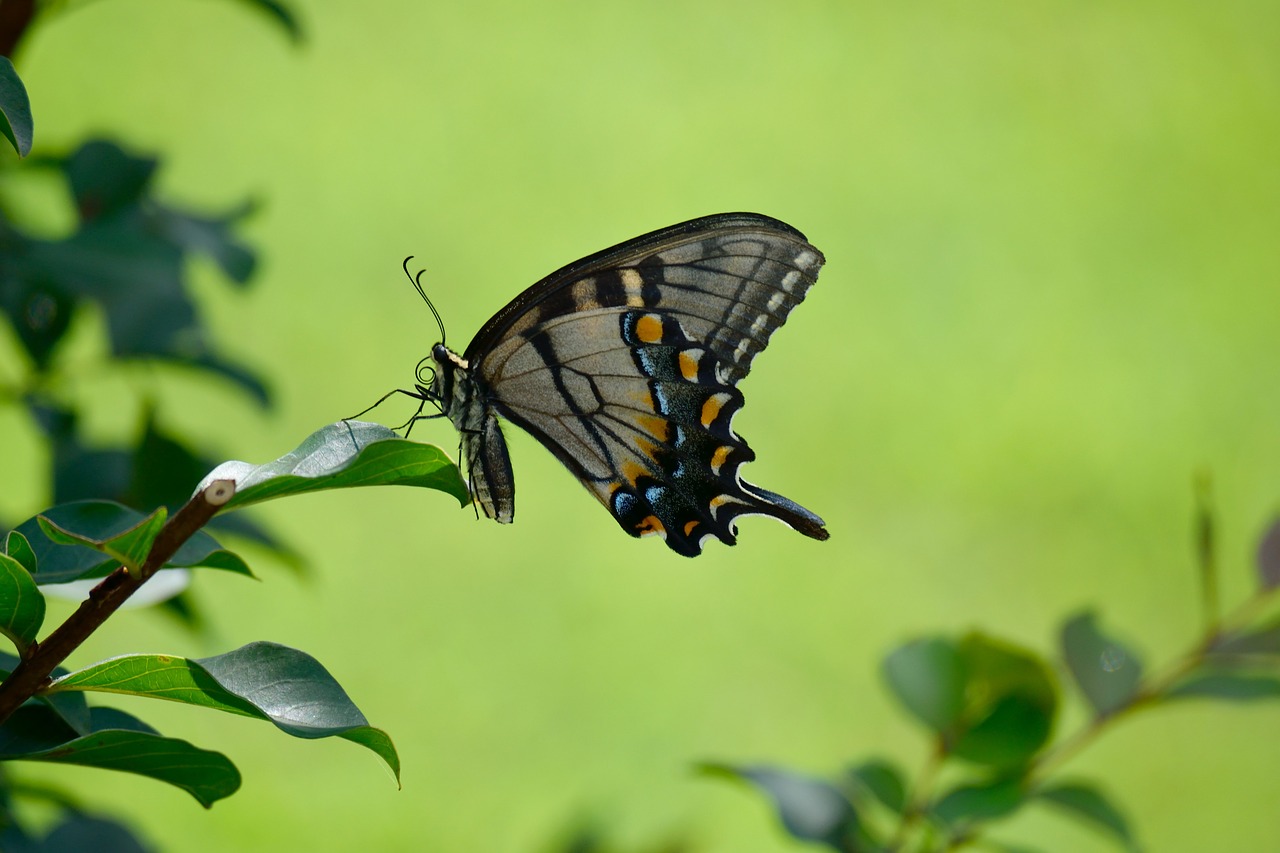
[0, 0, 36, 59]
[0, 480, 235, 725]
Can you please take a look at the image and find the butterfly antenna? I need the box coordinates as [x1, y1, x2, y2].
[403, 255, 447, 346]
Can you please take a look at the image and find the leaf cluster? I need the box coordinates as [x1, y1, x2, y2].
[705, 513, 1280, 851]
[0, 422, 466, 846]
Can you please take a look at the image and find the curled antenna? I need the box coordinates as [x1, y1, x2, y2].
[403, 255, 447, 346]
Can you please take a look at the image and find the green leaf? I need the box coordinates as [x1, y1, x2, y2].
[1164, 672, 1280, 702]
[1035, 781, 1137, 850]
[17, 501, 253, 583]
[847, 759, 907, 814]
[6, 531, 38, 574]
[0, 704, 240, 807]
[1256, 518, 1280, 591]
[882, 637, 967, 733]
[932, 777, 1025, 827]
[699, 764, 860, 851]
[38, 507, 167, 574]
[0, 552, 45, 653]
[65, 140, 156, 220]
[41, 813, 152, 853]
[1061, 612, 1143, 717]
[949, 634, 1058, 769]
[197, 420, 468, 511]
[0, 56, 34, 157]
[1207, 619, 1280, 659]
[155, 200, 257, 285]
[48, 642, 399, 782]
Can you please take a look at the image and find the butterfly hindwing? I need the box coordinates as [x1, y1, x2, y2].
[432, 213, 829, 556]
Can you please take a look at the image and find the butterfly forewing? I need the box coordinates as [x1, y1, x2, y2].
[441, 212, 829, 556]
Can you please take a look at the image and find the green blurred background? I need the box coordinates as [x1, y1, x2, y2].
[4, 0, 1279, 849]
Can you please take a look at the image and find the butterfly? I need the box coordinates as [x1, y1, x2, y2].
[403, 212, 830, 557]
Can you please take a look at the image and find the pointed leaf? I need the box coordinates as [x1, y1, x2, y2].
[932, 777, 1025, 827]
[882, 637, 966, 733]
[0, 553, 45, 653]
[38, 507, 166, 574]
[6, 531, 38, 574]
[47, 642, 399, 782]
[1036, 782, 1137, 850]
[17, 501, 252, 583]
[1165, 672, 1280, 702]
[0, 56, 33, 157]
[700, 764, 859, 850]
[1061, 612, 1143, 716]
[1207, 619, 1280, 659]
[1257, 518, 1280, 590]
[155, 200, 257, 285]
[196, 421, 468, 510]
[0, 704, 238, 807]
[847, 759, 907, 814]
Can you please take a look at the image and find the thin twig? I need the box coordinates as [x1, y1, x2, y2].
[0, 479, 235, 724]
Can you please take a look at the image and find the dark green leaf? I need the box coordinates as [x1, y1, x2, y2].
[0, 56, 34, 157]
[38, 507, 166, 574]
[155, 200, 257, 284]
[0, 279, 74, 369]
[1256, 518, 1280, 590]
[18, 501, 252, 583]
[847, 759, 907, 814]
[64, 140, 155, 221]
[233, 0, 304, 43]
[949, 634, 1058, 769]
[42, 814, 151, 853]
[1165, 672, 1280, 702]
[1035, 782, 1137, 850]
[699, 764, 858, 850]
[951, 694, 1054, 770]
[0, 552, 44, 652]
[932, 777, 1025, 827]
[1061, 612, 1143, 717]
[48, 642, 400, 781]
[6, 530, 38, 574]
[198, 420, 469, 510]
[882, 637, 966, 733]
[0, 704, 239, 807]
[1207, 619, 1280, 659]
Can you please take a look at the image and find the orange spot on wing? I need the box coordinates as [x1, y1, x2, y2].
[637, 413, 670, 442]
[620, 460, 647, 486]
[683, 520, 699, 536]
[678, 350, 700, 381]
[635, 515, 666, 537]
[701, 393, 730, 427]
[710, 445, 733, 474]
[635, 314, 664, 344]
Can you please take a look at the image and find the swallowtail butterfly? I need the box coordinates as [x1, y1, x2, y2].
[405, 213, 829, 557]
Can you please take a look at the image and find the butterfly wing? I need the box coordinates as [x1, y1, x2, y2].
[463, 212, 828, 557]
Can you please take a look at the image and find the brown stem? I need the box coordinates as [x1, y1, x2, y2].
[0, 0, 37, 59]
[0, 479, 235, 725]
